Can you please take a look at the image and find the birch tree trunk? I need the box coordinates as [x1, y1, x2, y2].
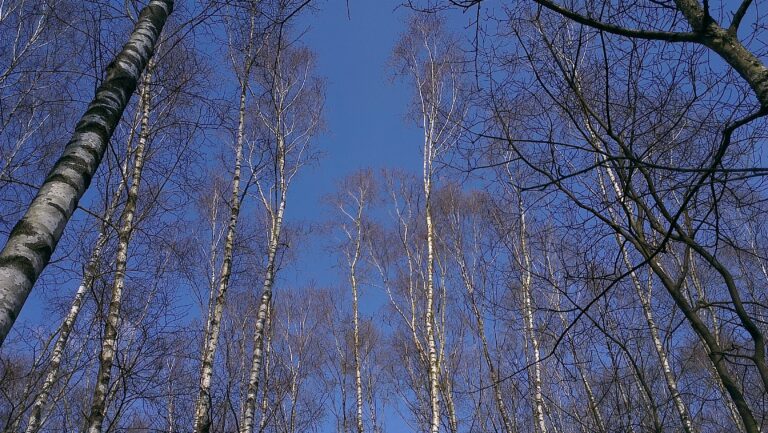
[240, 144, 286, 433]
[516, 196, 547, 433]
[591, 129, 696, 433]
[345, 185, 367, 433]
[85, 67, 154, 433]
[240, 31, 323, 433]
[456, 257, 515, 433]
[192, 53, 253, 433]
[335, 173, 372, 433]
[0, 0, 172, 345]
[24, 146, 132, 433]
[424, 140, 441, 433]
[257, 302, 273, 433]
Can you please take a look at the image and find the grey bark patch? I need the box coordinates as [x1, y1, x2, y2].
[43, 174, 81, 191]
[23, 238, 53, 264]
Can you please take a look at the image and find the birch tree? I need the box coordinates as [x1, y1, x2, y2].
[0, 0, 172, 345]
[192, 6, 263, 431]
[392, 14, 465, 433]
[240, 27, 324, 433]
[330, 170, 376, 433]
[84, 61, 155, 433]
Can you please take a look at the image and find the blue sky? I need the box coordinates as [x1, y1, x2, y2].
[285, 0, 423, 288]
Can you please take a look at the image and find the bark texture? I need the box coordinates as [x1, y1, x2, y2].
[240, 148, 286, 433]
[192, 80, 249, 433]
[0, 0, 172, 345]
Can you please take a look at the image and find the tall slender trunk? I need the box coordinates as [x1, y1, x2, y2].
[0, 0, 171, 345]
[24, 143, 133, 433]
[579, 105, 759, 431]
[366, 373, 379, 433]
[572, 342, 606, 433]
[84, 67, 153, 433]
[594, 163, 696, 433]
[167, 360, 175, 433]
[517, 196, 547, 433]
[631, 262, 694, 433]
[257, 302, 273, 433]
[349, 202, 365, 433]
[441, 368, 458, 433]
[456, 256, 514, 433]
[240, 139, 287, 433]
[546, 247, 605, 433]
[686, 258, 742, 430]
[424, 156, 440, 433]
[192, 85, 249, 433]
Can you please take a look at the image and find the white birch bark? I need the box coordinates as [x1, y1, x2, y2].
[192, 71, 251, 433]
[240, 146, 286, 433]
[240, 34, 321, 433]
[0, 0, 172, 345]
[85, 67, 154, 433]
[423, 131, 441, 433]
[337, 181, 368, 433]
[516, 196, 547, 433]
[257, 302, 273, 433]
[23, 144, 133, 433]
[589, 123, 696, 433]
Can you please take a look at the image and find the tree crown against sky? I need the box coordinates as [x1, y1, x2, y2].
[0, 1, 766, 432]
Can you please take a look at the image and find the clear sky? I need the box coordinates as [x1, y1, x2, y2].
[285, 0, 423, 288]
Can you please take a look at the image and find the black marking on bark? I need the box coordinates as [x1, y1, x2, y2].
[44, 174, 80, 191]
[23, 237, 53, 265]
[8, 219, 37, 238]
[0, 256, 35, 284]
[46, 201, 68, 219]
[78, 143, 102, 163]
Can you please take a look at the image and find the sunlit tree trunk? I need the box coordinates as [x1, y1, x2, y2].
[240, 31, 322, 432]
[85, 66, 154, 433]
[0, 0, 171, 345]
[23, 139, 133, 433]
[423, 125, 441, 433]
[516, 196, 547, 433]
[336, 175, 370, 433]
[192, 31, 255, 430]
[240, 143, 286, 433]
[352, 237, 365, 433]
[257, 302, 273, 433]
[591, 129, 696, 433]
